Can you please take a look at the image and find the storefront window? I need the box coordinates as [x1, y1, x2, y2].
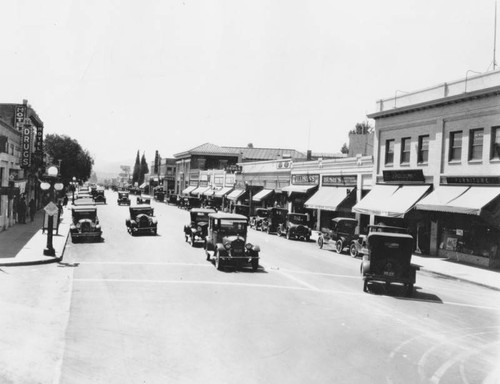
[469, 128, 483, 161]
[449, 131, 462, 162]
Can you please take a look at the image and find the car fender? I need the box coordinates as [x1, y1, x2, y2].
[361, 259, 370, 275]
[125, 219, 131, 227]
[216, 243, 227, 256]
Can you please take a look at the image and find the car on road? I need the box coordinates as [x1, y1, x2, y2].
[93, 188, 106, 204]
[361, 231, 419, 297]
[277, 212, 312, 241]
[249, 208, 268, 230]
[137, 194, 152, 205]
[204, 212, 260, 271]
[117, 191, 131, 206]
[183, 208, 216, 246]
[126, 206, 158, 236]
[260, 207, 288, 234]
[153, 187, 165, 202]
[318, 217, 359, 255]
[167, 194, 179, 205]
[349, 224, 411, 258]
[70, 205, 102, 243]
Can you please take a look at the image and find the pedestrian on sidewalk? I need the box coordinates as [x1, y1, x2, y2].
[18, 195, 27, 224]
[29, 198, 36, 222]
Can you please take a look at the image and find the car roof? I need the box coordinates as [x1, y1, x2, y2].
[190, 208, 217, 213]
[208, 212, 248, 220]
[72, 206, 97, 212]
[332, 217, 357, 223]
[367, 232, 413, 240]
[140, 194, 152, 198]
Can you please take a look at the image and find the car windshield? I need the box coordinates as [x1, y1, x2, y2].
[256, 210, 268, 218]
[73, 210, 96, 222]
[288, 214, 307, 224]
[193, 212, 210, 223]
[119, 193, 128, 198]
[338, 221, 357, 234]
[219, 220, 247, 236]
[132, 208, 153, 217]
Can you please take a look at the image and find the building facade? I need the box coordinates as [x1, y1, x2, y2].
[363, 69, 500, 268]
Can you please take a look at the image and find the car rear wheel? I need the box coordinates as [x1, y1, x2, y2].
[349, 243, 358, 258]
[318, 237, 324, 249]
[191, 235, 195, 247]
[335, 240, 343, 254]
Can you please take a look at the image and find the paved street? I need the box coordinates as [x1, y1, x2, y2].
[1, 190, 500, 384]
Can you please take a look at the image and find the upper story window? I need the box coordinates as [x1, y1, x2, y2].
[449, 131, 462, 162]
[491, 126, 500, 160]
[400, 138, 411, 164]
[469, 128, 483, 161]
[418, 135, 429, 164]
[385, 139, 395, 165]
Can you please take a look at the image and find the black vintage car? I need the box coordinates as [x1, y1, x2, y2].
[249, 208, 269, 230]
[167, 194, 179, 205]
[183, 208, 216, 246]
[153, 187, 165, 202]
[126, 206, 157, 236]
[361, 231, 419, 297]
[277, 212, 312, 241]
[349, 224, 410, 258]
[318, 217, 359, 255]
[70, 205, 102, 243]
[204, 213, 260, 271]
[117, 191, 131, 206]
[260, 207, 288, 234]
[233, 204, 250, 218]
[180, 196, 201, 210]
[136, 194, 152, 205]
[93, 188, 106, 204]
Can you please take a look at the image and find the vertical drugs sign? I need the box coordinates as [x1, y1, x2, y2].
[21, 119, 32, 169]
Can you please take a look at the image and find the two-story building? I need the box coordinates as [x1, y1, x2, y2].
[356, 69, 500, 268]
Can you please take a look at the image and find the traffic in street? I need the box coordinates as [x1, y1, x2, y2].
[52, 190, 500, 384]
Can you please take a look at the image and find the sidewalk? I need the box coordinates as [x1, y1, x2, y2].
[0, 205, 71, 266]
[309, 231, 500, 291]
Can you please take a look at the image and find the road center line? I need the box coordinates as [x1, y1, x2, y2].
[274, 269, 320, 291]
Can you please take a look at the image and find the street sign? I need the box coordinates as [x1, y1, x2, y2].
[44, 202, 59, 216]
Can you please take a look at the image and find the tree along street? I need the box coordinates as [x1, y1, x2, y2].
[2, 189, 499, 384]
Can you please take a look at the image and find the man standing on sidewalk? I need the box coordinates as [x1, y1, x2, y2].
[17, 196, 27, 224]
[29, 198, 36, 222]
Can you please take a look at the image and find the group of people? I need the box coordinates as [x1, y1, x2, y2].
[14, 195, 36, 224]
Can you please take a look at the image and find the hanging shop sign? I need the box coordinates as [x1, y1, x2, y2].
[15, 105, 27, 132]
[444, 176, 500, 185]
[322, 175, 357, 186]
[383, 169, 425, 183]
[291, 174, 319, 185]
[21, 122, 32, 169]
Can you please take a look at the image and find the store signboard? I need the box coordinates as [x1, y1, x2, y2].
[15, 105, 27, 132]
[277, 160, 292, 169]
[292, 174, 319, 185]
[383, 169, 425, 183]
[322, 175, 357, 186]
[445, 176, 500, 185]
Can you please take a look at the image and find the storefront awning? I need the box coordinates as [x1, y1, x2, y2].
[191, 186, 211, 196]
[281, 185, 318, 195]
[214, 187, 233, 198]
[353, 184, 431, 218]
[252, 189, 274, 202]
[227, 189, 246, 201]
[139, 183, 147, 189]
[304, 187, 354, 211]
[416, 186, 469, 212]
[203, 188, 215, 196]
[181, 186, 197, 195]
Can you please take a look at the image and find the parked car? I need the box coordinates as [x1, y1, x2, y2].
[260, 207, 288, 234]
[249, 208, 269, 230]
[318, 217, 359, 255]
[204, 212, 260, 271]
[361, 231, 419, 297]
[233, 204, 250, 218]
[137, 194, 152, 205]
[154, 187, 165, 202]
[93, 189, 106, 204]
[70, 205, 102, 243]
[117, 191, 131, 206]
[184, 208, 216, 246]
[126, 206, 157, 236]
[180, 196, 201, 210]
[167, 194, 179, 205]
[277, 212, 312, 241]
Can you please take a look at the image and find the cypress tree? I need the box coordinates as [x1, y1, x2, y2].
[132, 150, 140, 185]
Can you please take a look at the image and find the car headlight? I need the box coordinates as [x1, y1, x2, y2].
[197, 226, 202, 232]
[245, 243, 253, 250]
[151, 218, 158, 225]
[224, 243, 231, 250]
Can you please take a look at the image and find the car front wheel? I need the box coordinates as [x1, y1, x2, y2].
[318, 236, 324, 249]
[215, 250, 224, 271]
[335, 240, 343, 253]
[349, 243, 358, 258]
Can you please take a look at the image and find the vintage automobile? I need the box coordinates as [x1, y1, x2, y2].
[204, 212, 260, 271]
[154, 187, 165, 202]
[180, 196, 201, 210]
[125, 206, 158, 236]
[318, 217, 359, 255]
[277, 212, 312, 241]
[233, 204, 250, 218]
[183, 208, 216, 246]
[167, 194, 179, 205]
[349, 224, 410, 258]
[117, 191, 131, 206]
[93, 189, 106, 204]
[361, 231, 419, 297]
[136, 194, 152, 205]
[70, 205, 102, 243]
[260, 207, 288, 234]
[249, 208, 269, 230]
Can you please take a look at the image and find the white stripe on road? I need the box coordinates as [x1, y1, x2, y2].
[77, 261, 212, 267]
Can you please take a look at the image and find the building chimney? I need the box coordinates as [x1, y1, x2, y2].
[306, 150, 312, 160]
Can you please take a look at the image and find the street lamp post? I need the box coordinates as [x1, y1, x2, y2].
[71, 176, 77, 204]
[40, 166, 64, 256]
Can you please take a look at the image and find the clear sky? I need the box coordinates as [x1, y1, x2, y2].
[0, 0, 497, 175]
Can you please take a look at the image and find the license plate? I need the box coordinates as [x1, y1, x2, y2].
[383, 271, 395, 277]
